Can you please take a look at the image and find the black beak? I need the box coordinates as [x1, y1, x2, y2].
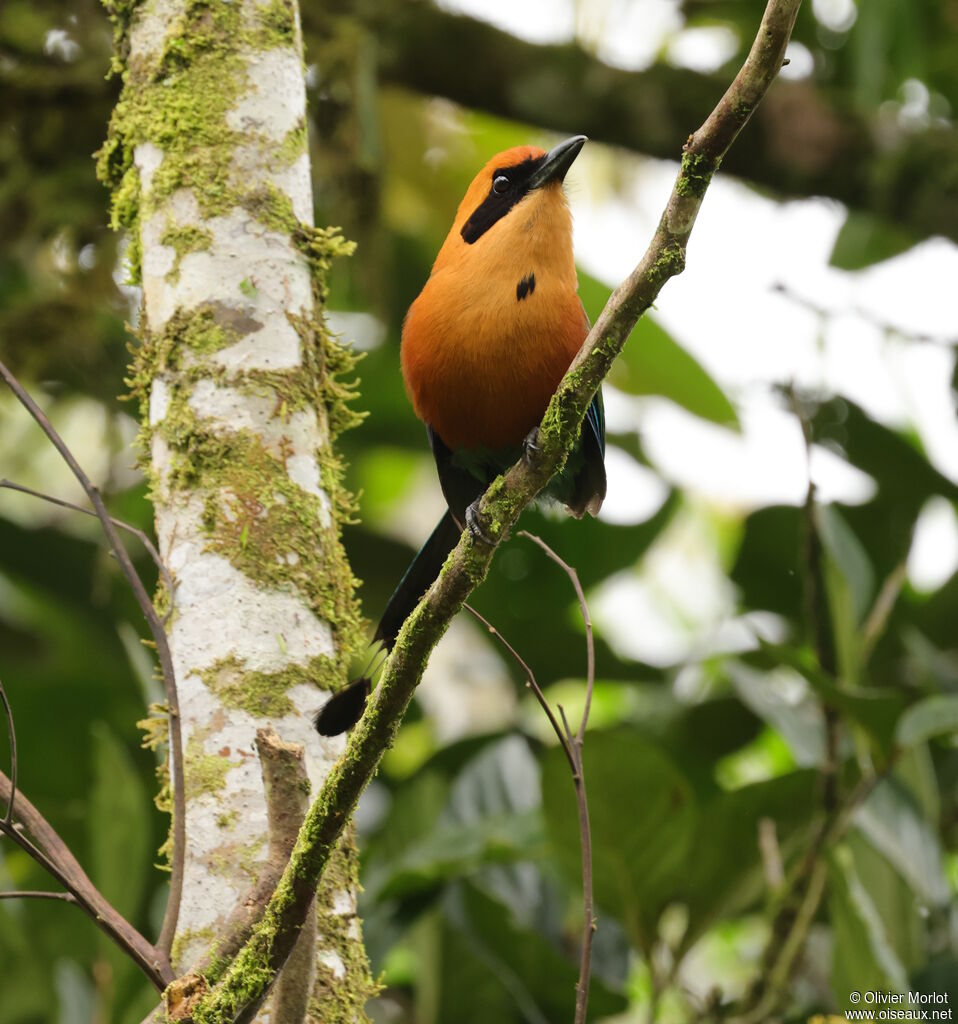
[527, 135, 587, 190]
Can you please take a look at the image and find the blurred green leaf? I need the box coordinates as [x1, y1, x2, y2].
[818, 505, 876, 625]
[728, 662, 825, 766]
[653, 694, 764, 798]
[911, 954, 958, 1012]
[578, 272, 738, 428]
[421, 909, 516, 1024]
[541, 728, 697, 946]
[0, 903, 55, 1023]
[89, 723, 150, 921]
[829, 843, 910, 1002]
[829, 211, 920, 270]
[674, 770, 818, 949]
[896, 695, 958, 749]
[445, 735, 541, 824]
[365, 737, 546, 903]
[849, 0, 930, 107]
[845, 831, 926, 975]
[894, 744, 941, 823]
[362, 772, 449, 881]
[813, 401, 958, 508]
[731, 505, 805, 621]
[369, 813, 545, 902]
[818, 504, 876, 679]
[752, 643, 907, 757]
[855, 776, 950, 907]
[442, 883, 628, 1022]
[352, 445, 424, 523]
[0, 2, 52, 55]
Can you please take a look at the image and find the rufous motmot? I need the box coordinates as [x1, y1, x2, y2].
[315, 135, 606, 735]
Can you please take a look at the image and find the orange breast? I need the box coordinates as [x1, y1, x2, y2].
[401, 270, 587, 450]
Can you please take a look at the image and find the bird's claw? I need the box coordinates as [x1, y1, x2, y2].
[466, 501, 496, 547]
[523, 427, 540, 464]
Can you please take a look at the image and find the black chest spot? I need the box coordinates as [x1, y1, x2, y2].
[516, 272, 536, 302]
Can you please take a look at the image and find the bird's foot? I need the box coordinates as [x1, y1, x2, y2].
[522, 427, 540, 465]
[466, 500, 497, 547]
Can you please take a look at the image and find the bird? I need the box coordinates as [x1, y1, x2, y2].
[314, 135, 606, 736]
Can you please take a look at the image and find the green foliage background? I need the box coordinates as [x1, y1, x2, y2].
[1, 0, 957, 1021]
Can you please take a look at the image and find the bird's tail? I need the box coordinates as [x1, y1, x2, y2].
[374, 510, 462, 650]
[313, 511, 462, 736]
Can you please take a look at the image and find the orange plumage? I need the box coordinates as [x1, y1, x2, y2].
[313, 136, 604, 736]
[401, 145, 589, 451]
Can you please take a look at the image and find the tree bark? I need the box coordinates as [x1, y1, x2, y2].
[97, 0, 375, 1017]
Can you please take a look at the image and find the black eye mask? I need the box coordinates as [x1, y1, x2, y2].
[460, 156, 545, 244]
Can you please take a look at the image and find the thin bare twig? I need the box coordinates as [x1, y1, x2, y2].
[0, 677, 16, 826]
[519, 532, 594, 742]
[468, 529, 599, 1024]
[0, 362, 185, 955]
[463, 603, 575, 774]
[0, 770, 171, 987]
[520, 532, 596, 1024]
[0, 478, 174, 622]
[0, 890, 77, 903]
[464, 600, 595, 1024]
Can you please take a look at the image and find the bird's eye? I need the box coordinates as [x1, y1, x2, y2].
[492, 175, 510, 195]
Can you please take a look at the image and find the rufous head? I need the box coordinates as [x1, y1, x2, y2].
[433, 136, 587, 268]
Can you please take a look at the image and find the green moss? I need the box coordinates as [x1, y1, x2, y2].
[192, 828, 377, 1023]
[138, 702, 174, 870]
[161, 221, 213, 280]
[96, 1, 246, 277]
[536, 363, 590, 472]
[201, 653, 341, 717]
[647, 241, 686, 285]
[243, 182, 298, 235]
[107, 159, 143, 283]
[127, 229, 365, 671]
[676, 150, 717, 199]
[217, 809, 240, 830]
[126, 305, 238, 429]
[734, 98, 754, 120]
[276, 117, 308, 166]
[184, 729, 235, 800]
[171, 927, 216, 972]
[186, 422, 363, 672]
[254, 0, 297, 47]
[208, 837, 265, 881]
[101, 0, 141, 75]
[309, 828, 379, 1020]
[96, 0, 314, 286]
[137, 702, 170, 753]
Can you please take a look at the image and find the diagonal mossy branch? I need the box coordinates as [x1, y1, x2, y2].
[179, 0, 803, 1018]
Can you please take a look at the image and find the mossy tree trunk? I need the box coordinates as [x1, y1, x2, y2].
[97, 0, 375, 1017]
